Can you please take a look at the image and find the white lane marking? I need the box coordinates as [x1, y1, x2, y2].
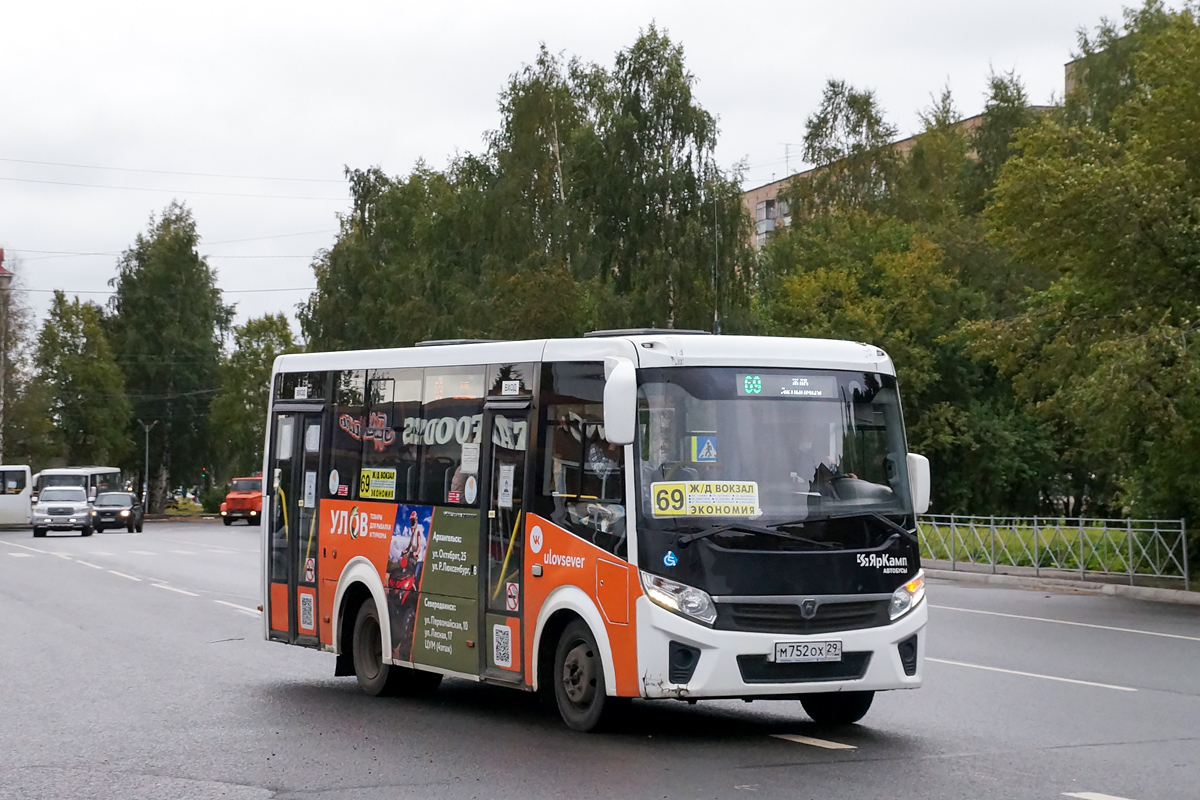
[88, 552, 114, 556]
[214, 600, 261, 617]
[1063, 793, 1137, 800]
[8, 552, 34, 558]
[163, 537, 257, 553]
[129, 550, 157, 555]
[771, 734, 856, 750]
[152, 584, 199, 597]
[170, 550, 197, 555]
[207, 550, 236, 554]
[75, 560, 103, 569]
[0, 541, 47, 554]
[53, 553, 72, 559]
[927, 657, 1136, 692]
[108, 570, 141, 582]
[932, 604, 1200, 643]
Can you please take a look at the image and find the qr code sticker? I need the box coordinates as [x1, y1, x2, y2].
[492, 623, 512, 668]
[300, 593, 315, 632]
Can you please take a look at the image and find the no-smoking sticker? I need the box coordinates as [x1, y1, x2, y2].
[505, 582, 519, 612]
[304, 557, 315, 582]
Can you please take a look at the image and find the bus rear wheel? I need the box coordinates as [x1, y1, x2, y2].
[352, 600, 390, 696]
[552, 620, 616, 732]
[800, 691, 874, 725]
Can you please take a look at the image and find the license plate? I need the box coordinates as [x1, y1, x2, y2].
[773, 640, 842, 663]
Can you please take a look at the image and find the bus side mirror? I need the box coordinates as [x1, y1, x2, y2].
[603, 357, 636, 446]
[907, 453, 930, 515]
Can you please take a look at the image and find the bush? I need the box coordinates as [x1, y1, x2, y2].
[200, 485, 228, 514]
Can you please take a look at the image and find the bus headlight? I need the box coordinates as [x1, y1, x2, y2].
[640, 571, 717, 626]
[890, 571, 926, 620]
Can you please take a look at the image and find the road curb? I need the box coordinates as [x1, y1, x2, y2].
[925, 567, 1200, 606]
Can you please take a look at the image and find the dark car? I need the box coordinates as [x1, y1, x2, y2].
[90, 491, 144, 533]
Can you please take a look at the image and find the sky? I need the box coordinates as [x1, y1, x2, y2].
[1, 0, 1134, 335]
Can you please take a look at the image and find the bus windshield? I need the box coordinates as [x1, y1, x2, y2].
[636, 367, 913, 533]
[41, 474, 87, 489]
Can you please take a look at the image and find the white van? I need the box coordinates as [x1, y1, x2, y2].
[0, 465, 32, 526]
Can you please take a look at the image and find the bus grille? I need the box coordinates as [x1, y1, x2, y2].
[715, 599, 891, 635]
[737, 652, 871, 684]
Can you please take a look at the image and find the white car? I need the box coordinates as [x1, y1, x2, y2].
[32, 487, 93, 537]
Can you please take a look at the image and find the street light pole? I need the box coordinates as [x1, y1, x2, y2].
[0, 250, 14, 464]
[137, 419, 158, 507]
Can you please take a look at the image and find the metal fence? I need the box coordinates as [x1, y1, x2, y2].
[918, 515, 1190, 591]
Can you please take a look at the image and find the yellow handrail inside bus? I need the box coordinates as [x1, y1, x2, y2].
[491, 509, 522, 601]
[276, 487, 289, 539]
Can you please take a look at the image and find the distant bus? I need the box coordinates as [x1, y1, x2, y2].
[0, 465, 32, 526]
[261, 332, 931, 731]
[32, 467, 123, 502]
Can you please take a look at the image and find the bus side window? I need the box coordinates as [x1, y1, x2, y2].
[0, 470, 25, 494]
[418, 367, 485, 506]
[329, 370, 366, 500]
[364, 369, 423, 502]
[535, 362, 627, 558]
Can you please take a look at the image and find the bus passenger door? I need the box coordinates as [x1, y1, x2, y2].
[482, 404, 531, 682]
[267, 409, 324, 647]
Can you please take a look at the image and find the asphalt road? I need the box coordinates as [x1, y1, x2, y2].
[2, 522, 1197, 800]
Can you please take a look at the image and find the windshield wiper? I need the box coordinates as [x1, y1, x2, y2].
[770, 511, 918, 545]
[678, 523, 839, 550]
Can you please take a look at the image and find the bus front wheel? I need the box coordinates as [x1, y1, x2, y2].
[552, 620, 616, 732]
[800, 691, 874, 725]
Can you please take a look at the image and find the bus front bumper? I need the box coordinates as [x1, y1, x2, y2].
[635, 595, 927, 699]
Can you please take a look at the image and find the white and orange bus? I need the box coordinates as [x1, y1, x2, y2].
[261, 331, 931, 731]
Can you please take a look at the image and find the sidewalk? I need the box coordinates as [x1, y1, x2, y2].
[925, 561, 1200, 606]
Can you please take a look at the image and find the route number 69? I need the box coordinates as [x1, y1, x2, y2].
[655, 486, 686, 513]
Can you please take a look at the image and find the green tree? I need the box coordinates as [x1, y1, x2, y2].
[209, 314, 300, 479]
[35, 291, 130, 465]
[107, 202, 233, 511]
[0, 259, 58, 467]
[785, 79, 900, 217]
[300, 27, 753, 348]
[975, 3, 1200, 525]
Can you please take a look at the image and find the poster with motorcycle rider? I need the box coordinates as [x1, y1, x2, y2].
[387, 505, 480, 674]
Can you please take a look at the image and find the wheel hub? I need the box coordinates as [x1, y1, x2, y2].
[562, 642, 596, 706]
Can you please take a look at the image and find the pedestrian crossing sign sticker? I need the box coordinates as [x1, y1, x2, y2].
[691, 435, 718, 463]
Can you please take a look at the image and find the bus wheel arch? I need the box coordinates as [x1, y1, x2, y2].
[332, 559, 391, 669]
[530, 586, 618, 698]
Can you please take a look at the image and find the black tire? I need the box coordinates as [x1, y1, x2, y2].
[351, 600, 392, 696]
[95, 525, 105, 534]
[552, 620, 616, 732]
[32, 527, 45, 538]
[222, 517, 233, 527]
[80, 526, 93, 537]
[126, 522, 134, 533]
[251, 517, 261, 526]
[800, 691, 875, 725]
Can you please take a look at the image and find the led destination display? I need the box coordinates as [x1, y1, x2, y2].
[736, 374, 838, 399]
